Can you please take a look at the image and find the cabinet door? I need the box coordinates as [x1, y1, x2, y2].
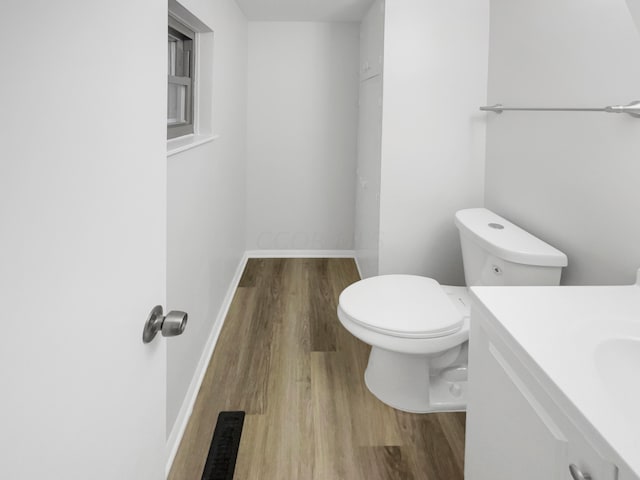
[360, 0, 384, 81]
[466, 336, 568, 479]
[466, 319, 619, 480]
[354, 75, 382, 277]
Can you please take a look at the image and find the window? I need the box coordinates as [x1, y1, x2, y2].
[168, 16, 195, 139]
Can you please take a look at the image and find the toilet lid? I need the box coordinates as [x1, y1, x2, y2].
[338, 275, 464, 338]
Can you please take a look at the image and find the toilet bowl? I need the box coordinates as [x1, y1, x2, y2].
[337, 208, 568, 413]
[338, 275, 471, 412]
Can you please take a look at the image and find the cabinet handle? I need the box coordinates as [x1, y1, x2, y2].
[569, 464, 591, 480]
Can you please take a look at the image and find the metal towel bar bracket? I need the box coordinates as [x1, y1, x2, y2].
[480, 100, 640, 118]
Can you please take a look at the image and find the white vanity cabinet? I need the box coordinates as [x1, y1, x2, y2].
[464, 298, 638, 480]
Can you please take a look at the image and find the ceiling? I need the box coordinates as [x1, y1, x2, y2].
[235, 0, 375, 22]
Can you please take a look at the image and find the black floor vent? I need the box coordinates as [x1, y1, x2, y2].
[201, 411, 246, 480]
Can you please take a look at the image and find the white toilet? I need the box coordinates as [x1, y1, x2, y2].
[337, 208, 568, 413]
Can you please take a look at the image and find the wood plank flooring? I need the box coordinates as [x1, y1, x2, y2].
[168, 258, 466, 480]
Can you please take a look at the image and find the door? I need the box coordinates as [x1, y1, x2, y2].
[0, 1, 167, 478]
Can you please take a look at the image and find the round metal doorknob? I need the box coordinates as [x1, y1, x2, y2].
[142, 305, 188, 344]
[162, 310, 188, 337]
[569, 464, 591, 480]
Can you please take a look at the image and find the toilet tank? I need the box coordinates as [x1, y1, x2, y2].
[454, 208, 568, 287]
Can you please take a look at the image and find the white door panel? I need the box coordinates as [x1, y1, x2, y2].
[355, 75, 383, 278]
[1, 1, 166, 478]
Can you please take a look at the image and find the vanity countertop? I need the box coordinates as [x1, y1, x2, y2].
[471, 273, 640, 477]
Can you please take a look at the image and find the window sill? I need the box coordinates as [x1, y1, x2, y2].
[167, 134, 219, 157]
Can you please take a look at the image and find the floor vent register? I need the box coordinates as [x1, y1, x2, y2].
[201, 411, 246, 480]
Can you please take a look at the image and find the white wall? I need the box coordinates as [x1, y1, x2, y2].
[485, 0, 640, 285]
[378, 0, 490, 285]
[246, 22, 359, 252]
[166, 0, 248, 444]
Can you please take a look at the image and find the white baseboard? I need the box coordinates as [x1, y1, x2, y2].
[165, 251, 249, 477]
[246, 249, 355, 259]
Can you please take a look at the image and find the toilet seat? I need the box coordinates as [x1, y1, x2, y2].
[338, 275, 464, 339]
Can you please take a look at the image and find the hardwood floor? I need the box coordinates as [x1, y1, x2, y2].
[168, 258, 466, 480]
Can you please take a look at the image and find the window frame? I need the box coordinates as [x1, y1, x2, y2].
[167, 15, 196, 139]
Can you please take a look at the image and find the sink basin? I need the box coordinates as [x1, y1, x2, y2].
[595, 337, 640, 412]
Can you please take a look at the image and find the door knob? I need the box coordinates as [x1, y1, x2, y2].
[142, 305, 188, 344]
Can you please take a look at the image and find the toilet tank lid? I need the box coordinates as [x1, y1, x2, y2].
[454, 208, 568, 267]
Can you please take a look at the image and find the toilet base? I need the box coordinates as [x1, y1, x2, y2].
[364, 346, 468, 413]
